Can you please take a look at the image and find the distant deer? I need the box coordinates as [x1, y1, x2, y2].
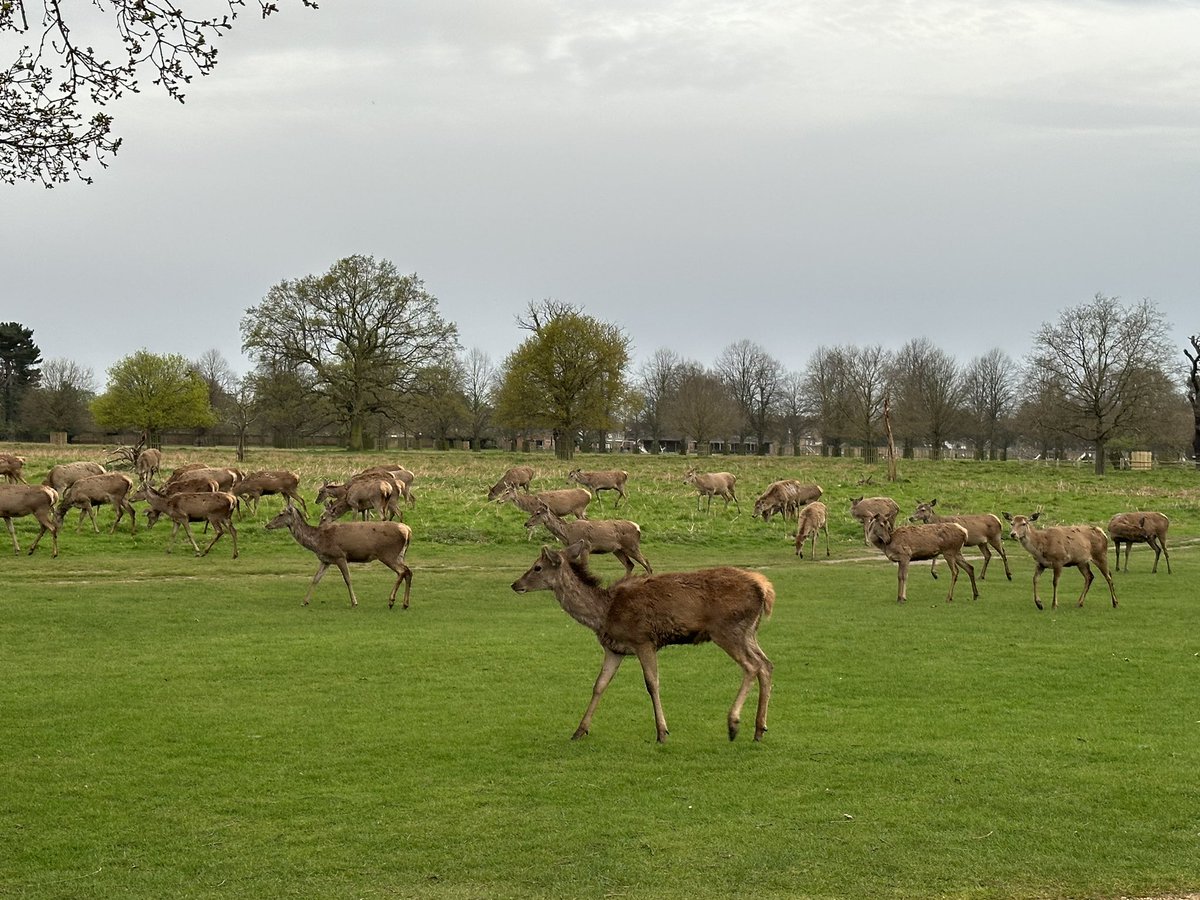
[487, 465, 534, 500]
[1107, 512, 1170, 574]
[683, 469, 739, 514]
[511, 540, 774, 743]
[754, 480, 821, 523]
[523, 501, 652, 577]
[0, 453, 27, 484]
[1003, 512, 1117, 610]
[133, 485, 239, 558]
[567, 469, 629, 508]
[56, 472, 137, 534]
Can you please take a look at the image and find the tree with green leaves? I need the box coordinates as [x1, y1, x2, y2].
[2, 0, 317, 186]
[493, 301, 632, 461]
[241, 255, 460, 451]
[1026, 294, 1176, 474]
[0, 321, 42, 438]
[91, 350, 215, 442]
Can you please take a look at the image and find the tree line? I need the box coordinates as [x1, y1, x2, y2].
[2, 257, 1197, 474]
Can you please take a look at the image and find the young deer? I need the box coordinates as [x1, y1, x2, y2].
[794, 501, 829, 559]
[511, 541, 774, 743]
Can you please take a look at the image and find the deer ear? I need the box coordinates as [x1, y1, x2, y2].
[931, 499, 938, 507]
[563, 539, 590, 562]
[1030, 512, 1041, 521]
[1002, 512, 1012, 521]
[540, 545, 562, 567]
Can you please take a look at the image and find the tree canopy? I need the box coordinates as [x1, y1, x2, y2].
[240, 254, 460, 451]
[0, 321, 42, 438]
[91, 350, 215, 441]
[493, 302, 632, 460]
[2, 0, 316, 186]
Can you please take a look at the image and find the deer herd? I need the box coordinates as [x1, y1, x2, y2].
[0, 447, 1180, 742]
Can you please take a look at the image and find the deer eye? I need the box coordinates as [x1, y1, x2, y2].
[533, 564, 542, 572]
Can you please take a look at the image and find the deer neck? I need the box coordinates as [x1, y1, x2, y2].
[553, 562, 611, 634]
[541, 512, 572, 543]
[288, 516, 325, 553]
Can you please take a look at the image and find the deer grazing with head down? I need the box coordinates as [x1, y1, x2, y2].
[511, 540, 774, 743]
[794, 501, 829, 559]
[487, 465, 535, 500]
[1107, 511, 1170, 574]
[494, 484, 591, 520]
[0, 484, 59, 556]
[753, 480, 822, 523]
[266, 506, 413, 609]
[1003, 512, 1117, 610]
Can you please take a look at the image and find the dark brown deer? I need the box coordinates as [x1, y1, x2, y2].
[1003, 512, 1117, 610]
[266, 506, 413, 609]
[511, 541, 775, 743]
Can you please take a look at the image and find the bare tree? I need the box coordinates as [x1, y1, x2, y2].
[962, 348, 1018, 460]
[1186, 335, 1200, 466]
[461, 348, 496, 451]
[1027, 294, 1176, 474]
[636, 348, 683, 454]
[666, 362, 739, 456]
[776, 370, 811, 456]
[803, 346, 852, 457]
[892, 337, 964, 460]
[715, 339, 785, 454]
[844, 345, 892, 463]
[19, 357, 95, 437]
[2, 0, 317, 186]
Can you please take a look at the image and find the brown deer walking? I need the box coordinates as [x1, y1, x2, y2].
[511, 541, 774, 743]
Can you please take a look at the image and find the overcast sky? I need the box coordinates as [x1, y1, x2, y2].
[4, 0, 1199, 387]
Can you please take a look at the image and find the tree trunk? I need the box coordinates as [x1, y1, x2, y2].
[1094, 440, 1107, 475]
[348, 418, 364, 452]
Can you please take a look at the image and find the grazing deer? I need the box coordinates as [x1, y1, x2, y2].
[1107, 512, 1170, 574]
[794, 501, 829, 559]
[234, 469, 307, 517]
[56, 472, 137, 534]
[133, 485, 239, 558]
[753, 480, 822, 523]
[683, 469, 739, 514]
[524, 501, 652, 577]
[910, 499, 1012, 581]
[850, 496, 899, 537]
[43, 461, 106, 495]
[266, 506, 413, 609]
[1003, 512, 1117, 610]
[865, 513, 978, 603]
[487, 465, 534, 500]
[495, 484, 591, 520]
[319, 477, 401, 523]
[0, 484, 59, 557]
[511, 541, 774, 743]
[566, 469, 629, 508]
[357, 464, 416, 506]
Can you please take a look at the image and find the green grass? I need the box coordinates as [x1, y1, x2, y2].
[1, 448, 1198, 898]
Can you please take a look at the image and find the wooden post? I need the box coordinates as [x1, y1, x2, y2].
[883, 393, 898, 483]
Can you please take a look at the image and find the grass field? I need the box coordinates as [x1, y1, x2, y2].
[2, 446, 1198, 899]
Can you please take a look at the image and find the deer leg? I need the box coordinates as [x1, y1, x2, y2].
[1076, 562, 1094, 607]
[978, 544, 992, 580]
[335, 558, 358, 607]
[1032, 563, 1045, 610]
[1050, 564, 1065, 610]
[822, 524, 830, 557]
[181, 521, 204, 556]
[303, 562, 330, 606]
[750, 640, 774, 741]
[634, 645, 669, 743]
[1114, 541, 1126, 571]
[200, 518, 226, 557]
[383, 560, 413, 609]
[5, 516, 19, 553]
[731, 491, 740, 514]
[1148, 537, 1164, 574]
[574, 648, 624, 740]
[34, 513, 59, 557]
[995, 537, 1012, 581]
[943, 551, 959, 602]
[1160, 537, 1171, 575]
[929, 556, 939, 580]
[896, 559, 909, 603]
[614, 550, 635, 578]
[1096, 559, 1117, 607]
